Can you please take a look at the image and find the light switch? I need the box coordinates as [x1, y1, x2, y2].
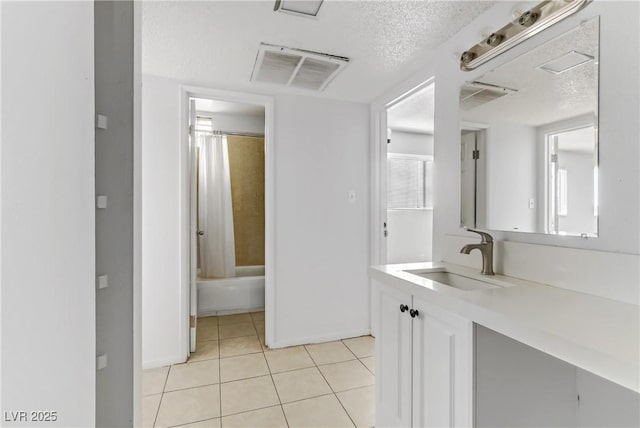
[96, 195, 108, 209]
[97, 354, 108, 370]
[529, 198, 535, 209]
[97, 275, 109, 289]
[348, 190, 356, 203]
[97, 114, 108, 129]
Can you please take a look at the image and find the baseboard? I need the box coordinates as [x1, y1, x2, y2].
[269, 327, 372, 350]
[142, 354, 185, 370]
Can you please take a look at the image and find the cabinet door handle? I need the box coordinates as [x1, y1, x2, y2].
[410, 308, 419, 318]
[400, 304, 409, 313]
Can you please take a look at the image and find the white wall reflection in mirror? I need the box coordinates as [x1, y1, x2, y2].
[460, 17, 599, 237]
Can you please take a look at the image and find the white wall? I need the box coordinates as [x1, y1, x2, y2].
[386, 210, 432, 263]
[205, 112, 265, 135]
[373, 0, 640, 305]
[142, 75, 184, 367]
[273, 95, 370, 346]
[142, 75, 370, 365]
[386, 130, 433, 264]
[387, 130, 433, 156]
[1, 2, 96, 425]
[558, 151, 596, 235]
[484, 121, 537, 233]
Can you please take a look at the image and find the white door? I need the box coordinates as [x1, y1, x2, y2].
[412, 296, 473, 428]
[375, 282, 413, 428]
[189, 99, 198, 353]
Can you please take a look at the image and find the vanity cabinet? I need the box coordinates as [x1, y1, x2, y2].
[374, 280, 473, 428]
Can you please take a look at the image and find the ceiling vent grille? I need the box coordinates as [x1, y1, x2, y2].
[251, 43, 349, 91]
[460, 81, 517, 110]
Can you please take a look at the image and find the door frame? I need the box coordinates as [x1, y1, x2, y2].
[179, 86, 276, 356]
[370, 77, 435, 268]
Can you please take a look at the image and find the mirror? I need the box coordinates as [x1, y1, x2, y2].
[460, 17, 599, 237]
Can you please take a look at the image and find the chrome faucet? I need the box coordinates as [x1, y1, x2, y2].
[460, 228, 495, 275]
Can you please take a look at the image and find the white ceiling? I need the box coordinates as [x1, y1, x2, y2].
[142, 1, 495, 103]
[461, 17, 598, 127]
[194, 98, 265, 115]
[387, 83, 435, 133]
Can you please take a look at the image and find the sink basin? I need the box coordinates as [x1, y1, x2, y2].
[404, 270, 500, 291]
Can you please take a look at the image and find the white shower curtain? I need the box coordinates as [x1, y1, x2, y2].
[198, 134, 236, 278]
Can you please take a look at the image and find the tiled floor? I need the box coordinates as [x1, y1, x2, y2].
[143, 312, 375, 427]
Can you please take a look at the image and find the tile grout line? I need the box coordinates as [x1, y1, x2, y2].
[254, 314, 291, 428]
[305, 345, 358, 428]
[153, 366, 171, 427]
[154, 374, 373, 397]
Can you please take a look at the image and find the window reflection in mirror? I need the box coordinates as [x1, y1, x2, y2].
[459, 17, 599, 237]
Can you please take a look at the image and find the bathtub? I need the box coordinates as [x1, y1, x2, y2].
[197, 265, 265, 316]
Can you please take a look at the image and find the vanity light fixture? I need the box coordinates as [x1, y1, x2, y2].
[274, 0, 324, 18]
[460, 0, 591, 71]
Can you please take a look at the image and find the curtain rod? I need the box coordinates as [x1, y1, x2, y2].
[212, 130, 264, 138]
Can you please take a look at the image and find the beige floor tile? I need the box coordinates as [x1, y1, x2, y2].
[318, 360, 374, 392]
[220, 375, 279, 416]
[177, 418, 221, 427]
[305, 341, 355, 365]
[142, 393, 161, 427]
[220, 353, 269, 383]
[165, 359, 220, 392]
[219, 336, 263, 358]
[221, 405, 287, 428]
[155, 385, 221, 427]
[189, 340, 220, 363]
[272, 367, 332, 403]
[336, 385, 375, 428]
[197, 323, 220, 341]
[143, 366, 169, 396]
[283, 394, 354, 428]
[264, 346, 315, 373]
[250, 311, 265, 322]
[342, 336, 375, 358]
[219, 322, 257, 339]
[218, 313, 252, 325]
[359, 356, 375, 375]
[199, 316, 218, 327]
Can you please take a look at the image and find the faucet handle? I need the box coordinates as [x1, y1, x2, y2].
[464, 227, 494, 243]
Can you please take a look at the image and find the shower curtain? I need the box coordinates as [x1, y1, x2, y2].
[198, 134, 236, 278]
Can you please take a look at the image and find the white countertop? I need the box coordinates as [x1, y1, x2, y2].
[370, 262, 640, 393]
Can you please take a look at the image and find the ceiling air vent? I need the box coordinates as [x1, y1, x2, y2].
[460, 81, 516, 110]
[251, 43, 349, 91]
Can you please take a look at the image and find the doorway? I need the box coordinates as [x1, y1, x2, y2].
[545, 125, 598, 237]
[381, 82, 435, 264]
[181, 88, 275, 357]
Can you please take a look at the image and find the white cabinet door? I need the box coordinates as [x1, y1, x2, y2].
[412, 296, 473, 428]
[376, 282, 413, 428]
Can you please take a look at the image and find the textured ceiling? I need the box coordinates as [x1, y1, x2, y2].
[462, 17, 599, 127]
[387, 83, 434, 133]
[142, 0, 495, 103]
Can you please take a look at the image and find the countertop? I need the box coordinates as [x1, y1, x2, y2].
[370, 262, 639, 393]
